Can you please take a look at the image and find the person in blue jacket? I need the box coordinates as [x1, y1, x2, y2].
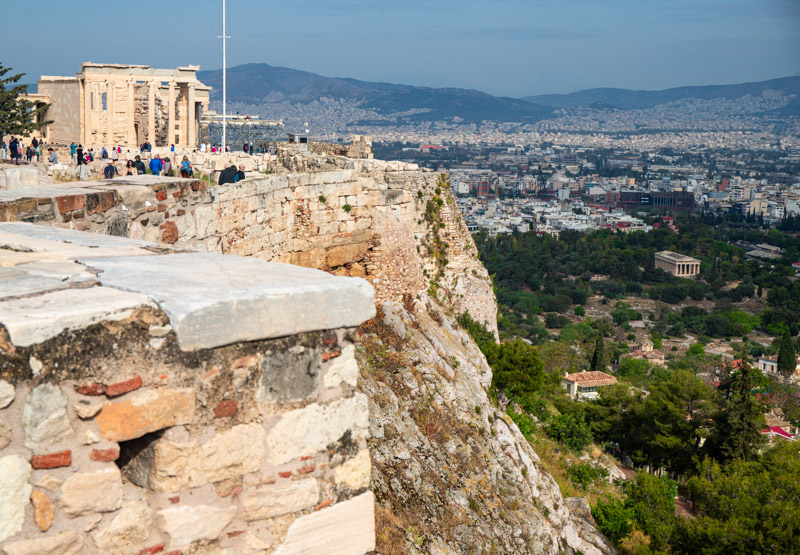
[149, 155, 163, 176]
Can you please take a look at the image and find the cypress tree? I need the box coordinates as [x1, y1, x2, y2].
[777, 330, 796, 378]
[590, 332, 605, 372]
[714, 358, 764, 462]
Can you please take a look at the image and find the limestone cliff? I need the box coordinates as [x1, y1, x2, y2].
[358, 297, 611, 554]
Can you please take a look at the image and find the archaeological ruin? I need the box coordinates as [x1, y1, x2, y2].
[27, 63, 211, 148]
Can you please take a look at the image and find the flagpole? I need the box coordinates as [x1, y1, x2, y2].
[219, 0, 229, 152]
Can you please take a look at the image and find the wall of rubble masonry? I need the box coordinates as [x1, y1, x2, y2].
[0, 146, 498, 335]
[0, 223, 376, 554]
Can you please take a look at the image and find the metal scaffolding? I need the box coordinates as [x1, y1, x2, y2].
[200, 112, 285, 151]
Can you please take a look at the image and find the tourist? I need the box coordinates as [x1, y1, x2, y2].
[125, 160, 136, 175]
[76, 144, 84, 165]
[47, 148, 58, 164]
[31, 137, 39, 150]
[163, 157, 172, 177]
[111, 147, 119, 162]
[170, 144, 175, 152]
[200, 142, 207, 153]
[69, 142, 77, 163]
[133, 155, 146, 175]
[243, 142, 249, 154]
[235, 164, 246, 182]
[26, 145, 34, 162]
[101, 147, 108, 159]
[218, 164, 237, 185]
[35, 143, 41, 162]
[149, 155, 163, 176]
[9, 137, 19, 165]
[180, 155, 192, 177]
[0, 139, 6, 162]
[103, 160, 116, 179]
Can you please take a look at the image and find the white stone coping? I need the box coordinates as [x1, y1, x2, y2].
[0, 223, 376, 351]
[82, 253, 376, 351]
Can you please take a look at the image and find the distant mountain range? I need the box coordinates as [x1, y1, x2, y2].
[197, 64, 554, 124]
[521, 76, 800, 112]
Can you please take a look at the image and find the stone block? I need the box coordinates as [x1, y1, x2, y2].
[2, 168, 38, 190]
[2, 531, 83, 555]
[73, 399, 103, 419]
[157, 504, 236, 549]
[0, 379, 14, 408]
[243, 479, 320, 521]
[59, 467, 123, 517]
[91, 448, 120, 462]
[257, 345, 321, 405]
[333, 449, 372, 490]
[272, 492, 375, 555]
[0, 286, 155, 348]
[0, 455, 32, 542]
[83, 253, 376, 351]
[31, 490, 54, 531]
[324, 344, 359, 388]
[150, 423, 266, 492]
[93, 501, 153, 552]
[22, 384, 73, 450]
[56, 194, 86, 215]
[95, 388, 196, 442]
[266, 394, 370, 465]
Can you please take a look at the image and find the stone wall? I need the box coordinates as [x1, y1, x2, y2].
[0, 223, 377, 554]
[0, 150, 498, 335]
[37, 79, 81, 145]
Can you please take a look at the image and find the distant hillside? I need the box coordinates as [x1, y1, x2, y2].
[522, 76, 800, 110]
[197, 63, 554, 123]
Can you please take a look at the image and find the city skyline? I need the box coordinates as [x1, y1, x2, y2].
[4, 0, 799, 98]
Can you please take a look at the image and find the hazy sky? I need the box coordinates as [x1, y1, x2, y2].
[4, 0, 799, 97]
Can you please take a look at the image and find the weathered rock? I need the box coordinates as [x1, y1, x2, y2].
[72, 399, 103, 419]
[0, 379, 14, 408]
[59, 467, 123, 517]
[95, 388, 195, 442]
[31, 490, 55, 531]
[242, 479, 319, 521]
[21, 383, 73, 450]
[258, 345, 321, 404]
[93, 500, 153, 552]
[35, 474, 63, 492]
[157, 504, 236, 548]
[273, 491, 375, 555]
[266, 394, 370, 465]
[323, 344, 359, 388]
[0, 455, 32, 542]
[0, 420, 11, 450]
[2, 531, 83, 555]
[333, 449, 371, 490]
[150, 423, 265, 492]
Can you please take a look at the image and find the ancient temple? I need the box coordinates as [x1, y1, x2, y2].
[29, 63, 211, 148]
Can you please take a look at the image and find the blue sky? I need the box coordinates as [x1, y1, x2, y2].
[4, 0, 799, 97]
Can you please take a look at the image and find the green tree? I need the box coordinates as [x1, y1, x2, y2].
[639, 370, 715, 475]
[592, 499, 635, 545]
[777, 330, 797, 378]
[590, 332, 607, 372]
[488, 338, 544, 400]
[673, 443, 800, 554]
[711, 359, 765, 462]
[0, 64, 50, 136]
[545, 413, 593, 451]
[624, 472, 677, 551]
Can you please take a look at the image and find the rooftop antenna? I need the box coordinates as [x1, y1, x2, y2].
[218, 0, 229, 151]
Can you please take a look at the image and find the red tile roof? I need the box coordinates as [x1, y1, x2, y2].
[563, 371, 617, 387]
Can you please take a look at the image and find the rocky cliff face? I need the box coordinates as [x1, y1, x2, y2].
[358, 296, 612, 554]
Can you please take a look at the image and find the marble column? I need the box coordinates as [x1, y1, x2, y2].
[82, 79, 92, 145]
[148, 81, 156, 145]
[127, 80, 136, 146]
[107, 82, 115, 145]
[187, 84, 196, 147]
[168, 82, 176, 146]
